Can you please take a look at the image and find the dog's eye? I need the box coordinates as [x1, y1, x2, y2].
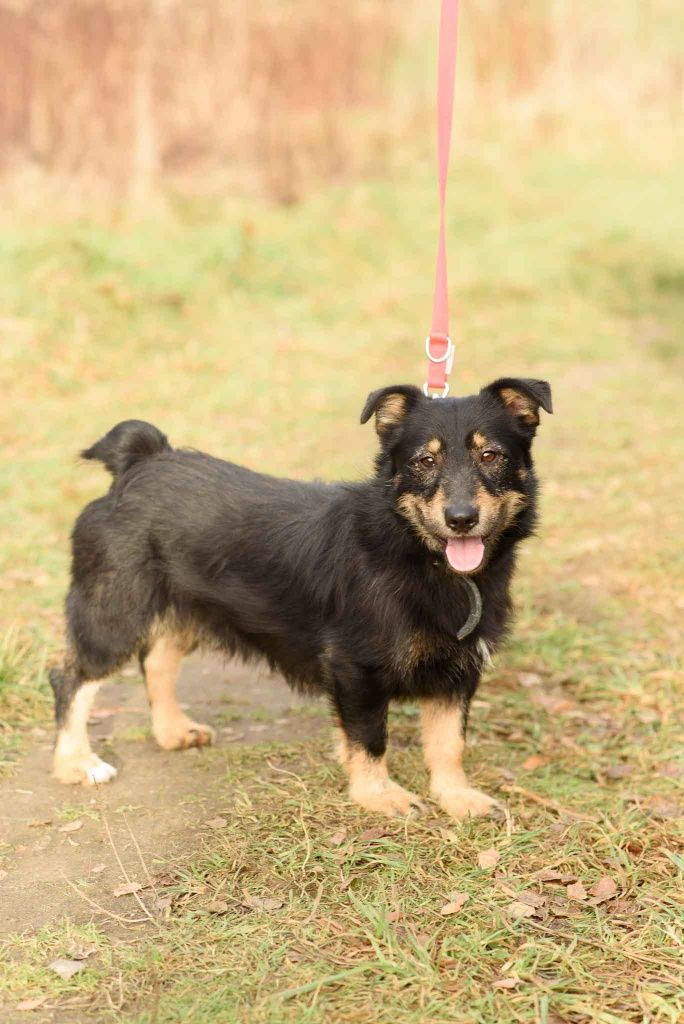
[418, 454, 435, 469]
[481, 450, 499, 464]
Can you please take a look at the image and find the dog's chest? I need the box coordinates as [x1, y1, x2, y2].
[393, 628, 462, 677]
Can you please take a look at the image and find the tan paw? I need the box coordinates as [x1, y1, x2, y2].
[436, 784, 498, 820]
[153, 714, 215, 751]
[350, 779, 425, 818]
[53, 752, 118, 786]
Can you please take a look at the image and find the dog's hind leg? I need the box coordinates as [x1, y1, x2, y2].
[141, 635, 215, 751]
[50, 665, 118, 785]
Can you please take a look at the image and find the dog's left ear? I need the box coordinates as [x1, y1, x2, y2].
[360, 385, 423, 438]
[482, 378, 553, 431]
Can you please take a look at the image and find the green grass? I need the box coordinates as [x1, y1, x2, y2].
[1, 130, 683, 1020]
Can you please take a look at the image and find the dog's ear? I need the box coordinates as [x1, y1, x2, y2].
[360, 385, 423, 438]
[482, 378, 553, 431]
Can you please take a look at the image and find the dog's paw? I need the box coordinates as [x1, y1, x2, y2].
[435, 785, 498, 820]
[153, 713, 215, 751]
[53, 752, 118, 786]
[350, 778, 425, 818]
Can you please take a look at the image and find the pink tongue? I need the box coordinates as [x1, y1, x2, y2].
[445, 537, 485, 572]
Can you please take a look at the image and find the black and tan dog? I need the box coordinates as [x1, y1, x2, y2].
[50, 378, 552, 819]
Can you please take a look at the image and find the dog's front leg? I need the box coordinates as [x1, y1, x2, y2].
[332, 668, 423, 818]
[421, 695, 498, 820]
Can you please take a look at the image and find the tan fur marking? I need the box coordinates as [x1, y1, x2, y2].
[396, 492, 443, 551]
[53, 682, 117, 785]
[144, 636, 215, 751]
[472, 431, 489, 449]
[345, 746, 423, 817]
[517, 467, 529, 482]
[499, 387, 539, 425]
[376, 393, 407, 434]
[474, 484, 527, 534]
[421, 701, 497, 819]
[426, 437, 443, 455]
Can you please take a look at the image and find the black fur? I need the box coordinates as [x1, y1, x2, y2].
[52, 381, 551, 770]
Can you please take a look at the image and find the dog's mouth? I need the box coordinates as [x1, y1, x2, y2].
[440, 536, 486, 573]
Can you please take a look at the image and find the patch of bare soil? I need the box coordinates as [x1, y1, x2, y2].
[0, 656, 325, 936]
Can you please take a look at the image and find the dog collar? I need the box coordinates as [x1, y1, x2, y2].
[456, 576, 482, 640]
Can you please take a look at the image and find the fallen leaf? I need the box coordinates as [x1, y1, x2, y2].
[90, 863, 107, 874]
[518, 672, 543, 688]
[590, 876, 617, 902]
[28, 819, 52, 828]
[17, 996, 49, 1011]
[58, 820, 83, 833]
[516, 890, 545, 908]
[328, 829, 347, 847]
[205, 817, 228, 829]
[507, 901, 535, 918]
[112, 881, 145, 898]
[65, 944, 97, 961]
[205, 900, 229, 914]
[48, 958, 85, 980]
[359, 825, 388, 842]
[566, 881, 587, 902]
[493, 976, 521, 989]
[535, 868, 577, 884]
[440, 892, 469, 916]
[521, 755, 548, 771]
[477, 848, 500, 869]
[242, 893, 284, 912]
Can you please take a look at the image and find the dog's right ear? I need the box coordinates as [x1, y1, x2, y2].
[360, 385, 423, 438]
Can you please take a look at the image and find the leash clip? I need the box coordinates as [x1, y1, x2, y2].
[424, 334, 453, 398]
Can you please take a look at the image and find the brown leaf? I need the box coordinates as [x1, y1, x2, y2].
[205, 817, 228, 829]
[328, 829, 347, 847]
[58, 820, 83, 833]
[48, 958, 85, 980]
[521, 755, 548, 771]
[507, 901, 535, 918]
[517, 890, 545, 908]
[440, 892, 469, 916]
[359, 825, 388, 842]
[493, 976, 521, 989]
[112, 881, 145, 898]
[477, 847, 500, 869]
[566, 881, 587, 902]
[535, 868, 577, 884]
[28, 819, 52, 828]
[17, 996, 49, 1011]
[242, 894, 284, 912]
[590, 876, 618, 902]
[205, 900, 229, 914]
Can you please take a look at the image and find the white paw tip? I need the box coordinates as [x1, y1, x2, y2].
[87, 761, 117, 784]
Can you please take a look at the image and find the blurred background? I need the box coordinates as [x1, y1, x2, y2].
[0, 1, 682, 205]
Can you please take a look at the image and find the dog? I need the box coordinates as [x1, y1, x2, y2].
[49, 377, 552, 819]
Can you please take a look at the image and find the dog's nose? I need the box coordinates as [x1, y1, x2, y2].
[444, 503, 479, 532]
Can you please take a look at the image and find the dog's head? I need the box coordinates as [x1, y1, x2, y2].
[361, 378, 552, 573]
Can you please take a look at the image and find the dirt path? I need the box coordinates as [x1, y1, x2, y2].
[0, 656, 325, 936]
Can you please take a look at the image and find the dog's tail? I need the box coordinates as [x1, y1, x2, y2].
[81, 420, 171, 479]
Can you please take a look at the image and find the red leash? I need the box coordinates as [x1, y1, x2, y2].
[424, 0, 460, 398]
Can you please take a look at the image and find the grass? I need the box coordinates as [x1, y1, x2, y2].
[0, 129, 683, 1021]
